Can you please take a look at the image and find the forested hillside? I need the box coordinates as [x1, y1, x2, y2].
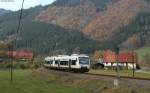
[0, 5, 101, 54]
[83, 0, 146, 41]
[16, 21, 101, 54]
[36, 0, 150, 51]
[0, 0, 150, 55]
[36, 0, 118, 30]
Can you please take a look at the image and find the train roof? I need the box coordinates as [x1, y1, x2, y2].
[71, 54, 89, 57]
[45, 56, 55, 61]
[45, 54, 89, 61]
[57, 55, 69, 57]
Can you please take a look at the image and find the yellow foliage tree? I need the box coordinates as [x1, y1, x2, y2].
[92, 50, 103, 63]
[0, 42, 9, 50]
[0, 42, 9, 57]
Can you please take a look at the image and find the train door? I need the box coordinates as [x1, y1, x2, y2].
[71, 57, 78, 69]
[58, 60, 60, 69]
[69, 59, 71, 71]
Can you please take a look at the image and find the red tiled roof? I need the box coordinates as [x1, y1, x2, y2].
[103, 51, 137, 63]
[6, 50, 33, 59]
[103, 51, 117, 62]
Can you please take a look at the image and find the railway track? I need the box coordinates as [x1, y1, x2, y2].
[37, 68, 150, 82]
[85, 73, 150, 81]
[34, 68, 150, 93]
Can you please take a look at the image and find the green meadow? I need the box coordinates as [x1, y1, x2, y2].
[0, 70, 89, 93]
[136, 47, 150, 61]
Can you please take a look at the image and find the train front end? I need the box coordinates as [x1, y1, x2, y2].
[78, 55, 90, 72]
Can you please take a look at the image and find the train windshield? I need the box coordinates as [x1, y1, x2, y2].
[79, 57, 89, 65]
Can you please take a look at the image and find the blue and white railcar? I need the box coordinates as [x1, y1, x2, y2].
[44, 54, 90, 73]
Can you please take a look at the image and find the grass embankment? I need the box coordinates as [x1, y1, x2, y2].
[136, 47, 150, 62]
[1, 69, 150, 93]
[89, 70, 150, 79]
[136, 47, 150, 67]
[34, 69, 150, 93]
[0, 70, 89, 93]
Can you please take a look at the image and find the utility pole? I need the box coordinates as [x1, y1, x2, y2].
[132, 52, 135, 77]
[115, 45, 120, 78]
[8, 41, 14, 83]
[10, 0, 25, 83]
[10, 42, 13, 83]
[113, 45, 120, 88]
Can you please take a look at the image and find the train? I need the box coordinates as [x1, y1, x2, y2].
[44, 51, 139, 72]
[44, 54, 90, 73]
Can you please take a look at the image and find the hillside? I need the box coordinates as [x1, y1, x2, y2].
[36, 0, 150, 50]
[36, 0, 118, 30]
[0, 0, 150, 55]
[0, 9, 11, 16]
[0, 5, 101, 54]
[51, 0, 119, 10]
[16, 21, 100, 54]
[0, 6, 47, 40]
[36, 5, 96, 30]
[36, 0, 145, 35]
[83, 0, 146, 41]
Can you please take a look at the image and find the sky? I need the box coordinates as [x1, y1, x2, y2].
[0, 0, 56, 11]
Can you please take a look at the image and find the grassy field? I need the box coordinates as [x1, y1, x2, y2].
[89, 70, 150, 79]
[136, 47, 150, 62]
[0, 69, 89, 93]
[1, 69, 149, 93]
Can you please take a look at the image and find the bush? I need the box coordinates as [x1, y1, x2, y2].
[20, 64, 26, 69]
[0, 60, 30, 69]
[31, 61, 43, 69]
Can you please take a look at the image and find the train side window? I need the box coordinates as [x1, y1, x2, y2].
[50, 61, 53, 64]
[45, 61, 53, 64]
[71, 60, 76, 65]
[55, 61, 59, 64]
[60, 61, 68, 65]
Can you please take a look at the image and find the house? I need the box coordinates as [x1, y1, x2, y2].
[102, 51, 137, 69]
[6, 50, 34, 64]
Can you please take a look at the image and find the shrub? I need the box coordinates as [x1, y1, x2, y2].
[31, 61, 43, 69]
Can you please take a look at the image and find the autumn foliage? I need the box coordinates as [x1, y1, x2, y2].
[36, 0, 146, 41]
[83, 0, 146, 41]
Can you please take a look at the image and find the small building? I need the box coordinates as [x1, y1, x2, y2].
[6, 50, 34, 64]
[102, 51, 137, 69]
